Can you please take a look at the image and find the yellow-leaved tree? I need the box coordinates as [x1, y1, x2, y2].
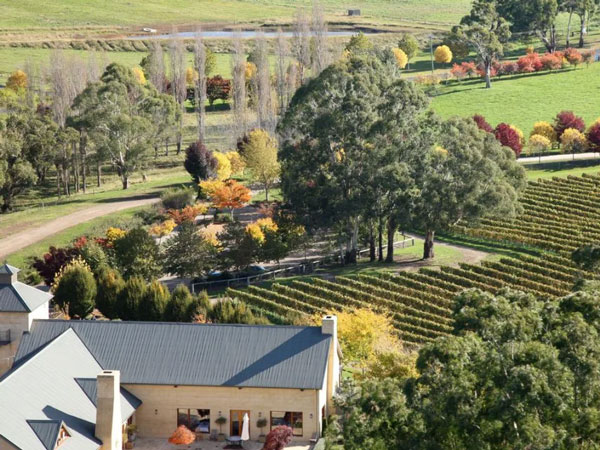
[225, 151, 246, 176]
[131, 67, 146, 85]
[530, 121, 557, 143]
[528, 134, 551, 157]
[561, 128, 588, 153]
[317, 308, 417, 379]
[392, 48, 408, 69]
[6, 70, 27, 91]
[240, 129, 280, 202]
[213, 151, 232, 180]
[434, 45, 453, 64]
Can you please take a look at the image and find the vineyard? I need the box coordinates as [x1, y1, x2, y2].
[226, 174, 600, 345]
[227, 253, 590, 345]
[456, 173, 600, 254]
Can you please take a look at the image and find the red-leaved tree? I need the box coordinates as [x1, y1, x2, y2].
[554, 111, 585, 139]
[32, 245, 81, 286]
[494, 123, 522, 156]
[473, 115, 493, 133]
[587, 122, 600, 151]
[262, 426, 293, 450]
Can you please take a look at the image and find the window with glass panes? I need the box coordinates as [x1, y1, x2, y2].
[177, 408, 210, 433]
[270, 411, 303, 436]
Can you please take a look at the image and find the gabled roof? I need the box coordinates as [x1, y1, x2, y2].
[75, 378, 142, 416]
[0, 282, 52, 313]
[0, 264, 19, 275]
[0, 328, 141, 450]
[27, 420, 62, 450]
[16, 320, 332, 390]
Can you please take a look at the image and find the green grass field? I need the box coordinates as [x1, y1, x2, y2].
[1, 0, 471, 31]
[431, 63, 600, 137]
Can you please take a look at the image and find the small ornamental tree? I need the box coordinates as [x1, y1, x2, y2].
[184, 141, 218, 183]
[225, 151, 245, 176]
[531, 121, 557, 143]
[139, 280, 169, 321]
[240, 129, 280, 202]
[473, 114, 493, 133]
[167, 204, 208, 224]
[6, 70, 27, 91]
[52, 257, 97, 318]
[554, 110, 585, 138]
[113, 228, 162, 281]
[164, 284, 195, 322]
[262, 426, 293, 450]
[116, 276, 147, 320]
[587, 121, 600, 151]
[95, 266, 124, 319]
[494, 123, 523, 156]
[397, 34, 419, 65]
[168, 425, 196, 445]
[209, 180, 252, 219]
[561, 128, 588, 154]
[528, 134, 551, 156]
[32, 245, 80, 286]
[564, 48, 583, 67]
[434, 45, 453, 64]
[163, 221, 215, 278]
[392, 48, 408, 69]
[206, 75, 232, 105]
[214, 151, 232, 180]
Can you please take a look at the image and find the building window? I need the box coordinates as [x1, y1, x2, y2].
[177, 409, 210, 434]
[56, 425, 70, 447]
[270, 411, 303, 436]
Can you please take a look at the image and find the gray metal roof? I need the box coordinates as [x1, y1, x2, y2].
[75, 378, 142, 417]
[0, 264, 19, 275]
[17, 320, 332, 389]
[27, 420, 62, 450]
[0, 328, 140, 450]
[0, 282, 52, 313]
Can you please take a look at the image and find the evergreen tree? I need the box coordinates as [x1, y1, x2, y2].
[164, 284, 194, 322]
[117, 276, 147, 320]
[139, 280, 169, 321]
[95, 266, 124, 319]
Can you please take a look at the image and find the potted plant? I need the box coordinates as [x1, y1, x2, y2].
[127, 424, 137, 442]
[257, 417, 268, 443]
[215, 416, 227, 441]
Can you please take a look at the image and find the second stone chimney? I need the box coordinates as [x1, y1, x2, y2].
[322, 315, 340, 413]
[95, 370, 122, 450]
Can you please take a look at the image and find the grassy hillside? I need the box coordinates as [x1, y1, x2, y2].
[431, 63, 600, 136]
[1, 0, 472, 31]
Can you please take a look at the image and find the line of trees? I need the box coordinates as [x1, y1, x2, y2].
[278, 51, 526, 261]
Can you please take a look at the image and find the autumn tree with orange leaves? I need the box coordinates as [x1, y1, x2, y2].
[210, 180, 251, 219]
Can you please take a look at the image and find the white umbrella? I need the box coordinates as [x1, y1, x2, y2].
[241, 413, 250, 441]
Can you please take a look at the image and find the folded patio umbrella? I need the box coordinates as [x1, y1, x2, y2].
[241, 413, 250, 441]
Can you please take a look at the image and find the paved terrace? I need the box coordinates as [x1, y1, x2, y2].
[135, 438, 314, 450]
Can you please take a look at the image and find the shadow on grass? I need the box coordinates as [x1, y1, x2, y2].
[435, 232, 543, 259]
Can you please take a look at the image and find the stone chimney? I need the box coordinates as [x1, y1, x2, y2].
[0, 264, 19, 285]
[322, 315, 340, 413]
[95, 370, 122, 450]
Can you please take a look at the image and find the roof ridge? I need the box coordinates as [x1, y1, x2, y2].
[0, 328, 79, 383]
[32, 319, 319, 329]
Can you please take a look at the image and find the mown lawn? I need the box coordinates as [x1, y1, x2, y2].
[0, 0, 471, 30]
[430, 63, 600, 136]
[0, 168, 190, 239]
[6, 205, 150, 269]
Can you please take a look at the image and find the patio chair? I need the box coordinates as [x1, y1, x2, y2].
[309, 432, 319, 443]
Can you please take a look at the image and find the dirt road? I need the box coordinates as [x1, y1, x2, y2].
[0, 196, 160, 260]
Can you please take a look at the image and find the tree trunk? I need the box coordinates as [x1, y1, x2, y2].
[378, 218, 384, 262]
[369, 223, 376, 262]
[485, 62, 492, 89]
[80, 134, 87, 193]
[385, 219, 395, 263]
[97, 163, 102, 187]
[423, 230, 435, 259]
[265, 186, 269, 203]
[122, 176, 129, 190]
[579, 14, 586, 48]
[566, 9, 573, 47]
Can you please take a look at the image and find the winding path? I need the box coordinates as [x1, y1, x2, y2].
[0, 195, 160, 260]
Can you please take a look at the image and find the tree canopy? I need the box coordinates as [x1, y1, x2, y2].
[328, 287, 600, 449]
